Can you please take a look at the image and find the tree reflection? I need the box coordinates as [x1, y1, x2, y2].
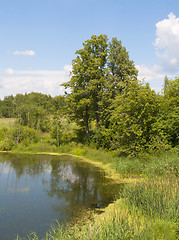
[0, 153, 123, 221]
[43, 158, 123, 210]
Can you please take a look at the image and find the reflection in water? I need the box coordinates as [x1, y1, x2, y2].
[8, 187, 30, 193]
[0, 153, 123, 240]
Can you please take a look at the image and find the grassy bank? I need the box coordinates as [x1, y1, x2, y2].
[7, 143, 178, 239]
[11, 141, 179, 177]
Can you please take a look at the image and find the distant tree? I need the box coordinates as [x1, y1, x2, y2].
[0, 95, 15, 118]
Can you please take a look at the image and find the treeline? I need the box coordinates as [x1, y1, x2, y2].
[0, 92, 66, 132]
[0, 35, 178, 156]
[0, 93, 73, 150]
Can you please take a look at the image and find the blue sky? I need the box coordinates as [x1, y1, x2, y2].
[0, 0, 179, 99]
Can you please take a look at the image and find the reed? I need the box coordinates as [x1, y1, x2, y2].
[122, 177, 178, 221]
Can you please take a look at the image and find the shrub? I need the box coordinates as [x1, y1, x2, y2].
[0, 138, 14, 151]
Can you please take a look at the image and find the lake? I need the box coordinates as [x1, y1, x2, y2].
[0, 152, 123, 239]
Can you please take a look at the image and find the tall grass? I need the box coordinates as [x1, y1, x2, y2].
[122, 177, 178, 222]
[111, 150, 179, 178]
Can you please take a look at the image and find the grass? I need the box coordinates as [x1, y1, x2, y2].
[0, 118, 16, 127]
[123, 177, 178, 221]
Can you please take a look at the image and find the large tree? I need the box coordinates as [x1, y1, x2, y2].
[63, 35, 138, 141]
[63, 34, 108, 138]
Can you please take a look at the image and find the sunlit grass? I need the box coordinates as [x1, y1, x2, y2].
[122, 177, 178, 221]
[0, 118, 16, 127]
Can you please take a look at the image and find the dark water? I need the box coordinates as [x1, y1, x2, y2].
[0, 153, 123, 240]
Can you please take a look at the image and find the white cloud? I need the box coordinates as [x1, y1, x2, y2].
[13, 50, 36, 56]
[136, 64, 164, 82]
[137, 13, 179, 92]
[136, 64, 166, 92]
[0, 65, 72, 99]
[154, 12, 179, 72]
[64, 64, 72, 75]
[5, 68, 15, 75]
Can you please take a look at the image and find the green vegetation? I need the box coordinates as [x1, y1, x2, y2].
[0, 34, 178, 239]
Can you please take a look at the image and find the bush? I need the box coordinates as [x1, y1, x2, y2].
[0, 138, 14, 151]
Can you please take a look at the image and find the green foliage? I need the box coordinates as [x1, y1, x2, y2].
[163, 77, 179, 107]
[112, 151, 179, 177]
[107, 37, 138, 96]
[0, 126, 14, 150]
[139, 220, 178, 240]
[0, 118, 16, 127]
[61, 35, 179, 156]
[0, 138, 14, 151]
[109, 81, 161, 156]
[153, 78, 179, 148]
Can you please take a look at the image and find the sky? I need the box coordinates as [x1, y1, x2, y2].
[0, 0, 179, 99]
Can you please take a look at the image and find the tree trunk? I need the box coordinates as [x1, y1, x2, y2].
[94, 94, 100, 130]
[17, 114, 21, 144]
[85, 105, 90, 138]
[27, 112, 29, 141]
[96, 111, 100, 130]
[57, 120, 60, 147]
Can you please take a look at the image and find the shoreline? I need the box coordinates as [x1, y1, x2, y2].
[0, 150, 138, 184]
[0, 150, 137, 231]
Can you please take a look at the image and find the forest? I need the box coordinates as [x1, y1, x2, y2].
[0, 35, 178, 157]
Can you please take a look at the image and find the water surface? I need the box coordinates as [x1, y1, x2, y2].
[0, 153, 122, 239]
